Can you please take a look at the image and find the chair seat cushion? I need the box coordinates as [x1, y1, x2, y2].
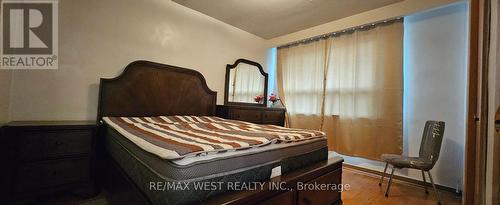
[381, 154, 432, 170]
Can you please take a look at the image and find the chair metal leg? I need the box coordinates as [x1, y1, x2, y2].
[379, 162, 389, 186]
[426, 171, 442, 205]
[384, 167, 395, 197]
[421, 170, 429, 194]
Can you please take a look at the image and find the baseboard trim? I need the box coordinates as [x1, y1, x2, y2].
[343, 163, 462, 196]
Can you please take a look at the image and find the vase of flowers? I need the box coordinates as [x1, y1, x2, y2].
[254, 95, 264, 104]
[268, 93, 280, 107]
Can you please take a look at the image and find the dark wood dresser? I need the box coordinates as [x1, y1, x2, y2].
[216, 105, 286, 126]
[1, 121, 97, 204]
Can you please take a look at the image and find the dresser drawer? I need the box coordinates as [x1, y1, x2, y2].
[16, 130, 93, 161]
[297, 168, 342, 205]
[229, 109, 262, 123]
[262, 111, 285, 125]
[217, 105, 286, 125]
[14, 157, 91, 194]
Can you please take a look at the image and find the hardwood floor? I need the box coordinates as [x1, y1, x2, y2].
[342, 167, 462, 205]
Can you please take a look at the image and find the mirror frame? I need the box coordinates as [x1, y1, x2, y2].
[224, 59, 268, 107]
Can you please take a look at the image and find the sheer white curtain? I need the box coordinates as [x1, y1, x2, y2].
[277, 21, 403, 160]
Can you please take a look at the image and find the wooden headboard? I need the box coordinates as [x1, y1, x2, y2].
[97, 61, 217, 121]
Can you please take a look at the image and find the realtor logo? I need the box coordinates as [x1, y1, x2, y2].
[1, 0, 58, 69]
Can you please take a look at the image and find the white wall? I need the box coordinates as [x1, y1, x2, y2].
[404, 2, 467, 190]
[0, 70, 11, 123]
[266, 48, 278, 96]
[331, 2, 468, 190]
[7, 0, 268, 121]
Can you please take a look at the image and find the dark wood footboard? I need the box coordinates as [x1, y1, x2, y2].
[202, 157, 344, 205]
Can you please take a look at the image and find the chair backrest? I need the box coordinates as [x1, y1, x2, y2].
[418, 121, 445, 167]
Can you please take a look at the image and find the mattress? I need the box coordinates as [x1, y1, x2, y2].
[107, 125, 327, 180]
[105, 126, 328, 205]
[102, 116, 325, 160]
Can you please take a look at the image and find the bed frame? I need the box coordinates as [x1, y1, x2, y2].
[97, 60, 343, 205]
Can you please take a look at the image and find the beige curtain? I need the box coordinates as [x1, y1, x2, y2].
[277, 40, 327, 129]
[277, 21, 403, 160]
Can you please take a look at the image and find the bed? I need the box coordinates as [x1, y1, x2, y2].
[97, 61, 343, 205]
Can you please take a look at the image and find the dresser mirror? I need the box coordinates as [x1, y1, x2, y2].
[224, 59, 268, 107]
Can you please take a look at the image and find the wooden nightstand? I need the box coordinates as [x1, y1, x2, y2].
[216, 105, 286, 126]
[1, 121, 97, 204]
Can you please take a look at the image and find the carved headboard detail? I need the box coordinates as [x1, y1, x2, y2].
[97, 61, 217, 121]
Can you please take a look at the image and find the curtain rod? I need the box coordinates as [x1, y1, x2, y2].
[277, 17, 403, 49]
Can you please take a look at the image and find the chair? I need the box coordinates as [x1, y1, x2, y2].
[378, 121, 445, 205]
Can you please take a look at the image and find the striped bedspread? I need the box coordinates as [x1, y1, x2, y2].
[103, 116, 325, 160]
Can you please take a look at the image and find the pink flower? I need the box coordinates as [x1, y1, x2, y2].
[269, 94, 278, 102]
[254, 95, 263, 102]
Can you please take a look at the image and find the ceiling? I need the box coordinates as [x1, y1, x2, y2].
[172, 0, 404, 39]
